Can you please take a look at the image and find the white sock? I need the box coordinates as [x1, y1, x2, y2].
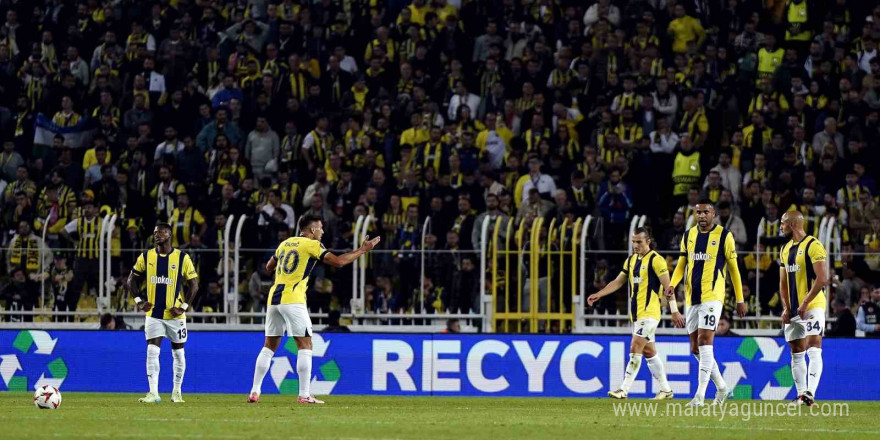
[645, 355, 672, 393]
[693, 353, 727, 390]
[791, 351, 807, 396]
[172, 348, 186, 393]
[695, 346, 714, 399]
[251, 347, 274, 395]
[806, 347, 823, 396]
[146, 345, 160, 395]
[619, 353, 643, 392]
[297, 349, 313, 398]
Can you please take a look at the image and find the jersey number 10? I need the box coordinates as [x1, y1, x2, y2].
[277, 249, 301, 275]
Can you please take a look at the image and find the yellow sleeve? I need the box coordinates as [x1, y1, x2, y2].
[670, 235, 687, 287]
[194, 210, 205, 225]
[476, 131, 487, 150]
[132, 252, 146, 276]
[514, 174, 529, 208]
[82, 148, 96, 170]
[182, 253, 198, 280]
[312, 239, 329, 261]
[697, 114, 709, 133]
[653, 253, 669, 276]
[778, 94, 790, 112]
[725, 232, 743, 302]
[809, 240, 827, 263]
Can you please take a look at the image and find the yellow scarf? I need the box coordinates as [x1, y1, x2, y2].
[351, 86, 369, 111]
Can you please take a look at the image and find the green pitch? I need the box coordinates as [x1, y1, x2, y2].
[2, 393, 879, 440]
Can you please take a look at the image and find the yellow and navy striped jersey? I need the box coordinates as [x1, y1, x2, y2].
[169, 207, 206, 247]
[678, 225, 741, 305]
[269, 237, 329, 305]
[620, 250, 668, 321]
[132, 248, 198, 320]
[779, 236, 827, 312]
[67, 216, 102, 260]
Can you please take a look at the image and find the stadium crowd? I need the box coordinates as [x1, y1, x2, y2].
[0, 0, 878, 331]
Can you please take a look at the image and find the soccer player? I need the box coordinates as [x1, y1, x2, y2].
[588, 227, 685, 399]
[666, 200, 747, 407]
[247, 214, 380, 404]
[126, 222, 199, 403]
[779, 211, 829, 406]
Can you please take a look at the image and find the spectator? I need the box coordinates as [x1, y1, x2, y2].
[716, 315, 738, 337]
[857, 287, 880, 338]
[2, 268, 35, 322]
[826, 299, 856, 338]
[323, 310, 351, 333]
[443, 318, 461, 333]
[714, 202, 748, 251]
[99, 313, 116, 330]
[245, 116, 280, 181]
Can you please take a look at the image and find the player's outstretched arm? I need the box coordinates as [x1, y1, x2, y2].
[323, 235, 381, 268]
[587, 273, 625, 306]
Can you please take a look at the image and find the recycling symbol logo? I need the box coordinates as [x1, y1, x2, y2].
[270, 334, 340, 395]
[720, 337, 793, 400]
[1, 331, 67, 391]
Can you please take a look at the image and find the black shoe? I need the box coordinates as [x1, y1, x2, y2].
[801, 391, 816, 407]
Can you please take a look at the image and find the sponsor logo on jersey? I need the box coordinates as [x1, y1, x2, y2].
[690, 252, 713, 261]
[150, 275, 173, 285]
[786, 264, 801, 273]
[632, 276, 644, 283]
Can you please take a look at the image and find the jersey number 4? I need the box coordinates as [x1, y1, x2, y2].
[277, 250, 300, 275]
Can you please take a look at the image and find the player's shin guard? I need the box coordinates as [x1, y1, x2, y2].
[146, 345, 160, 395]
[251, 347, 274, 395]
[296, 349, 313, 398]
[172, 348, 186, 393]
[645, 355, 672, 392]
[619, 353, 642, 392]
[806, 347, 823, 396]
[695, 346, 714, 399]
[791, 351, 807, 396]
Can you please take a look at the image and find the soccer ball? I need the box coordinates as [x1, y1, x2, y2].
[33, 385, 62, 409]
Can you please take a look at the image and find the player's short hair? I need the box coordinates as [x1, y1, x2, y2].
[155, 222, 172, 232]
[696, 198, 715, 208]
[633, 226, 655, 250]
[298, 214, 323, 235]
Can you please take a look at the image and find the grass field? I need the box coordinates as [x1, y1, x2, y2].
[2, 393, 878, 440]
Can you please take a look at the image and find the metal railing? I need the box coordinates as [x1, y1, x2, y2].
[0, 213, 865, 334]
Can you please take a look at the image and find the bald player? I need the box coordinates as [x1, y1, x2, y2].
[779, 210, 830, 407]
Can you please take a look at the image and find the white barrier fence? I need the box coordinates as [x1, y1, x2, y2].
[5, 213, 854, 334]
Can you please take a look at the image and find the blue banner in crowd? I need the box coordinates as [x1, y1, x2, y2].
[1, 331, 877, 400]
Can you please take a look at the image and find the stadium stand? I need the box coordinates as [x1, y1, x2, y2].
[0, 0, 878, 332]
